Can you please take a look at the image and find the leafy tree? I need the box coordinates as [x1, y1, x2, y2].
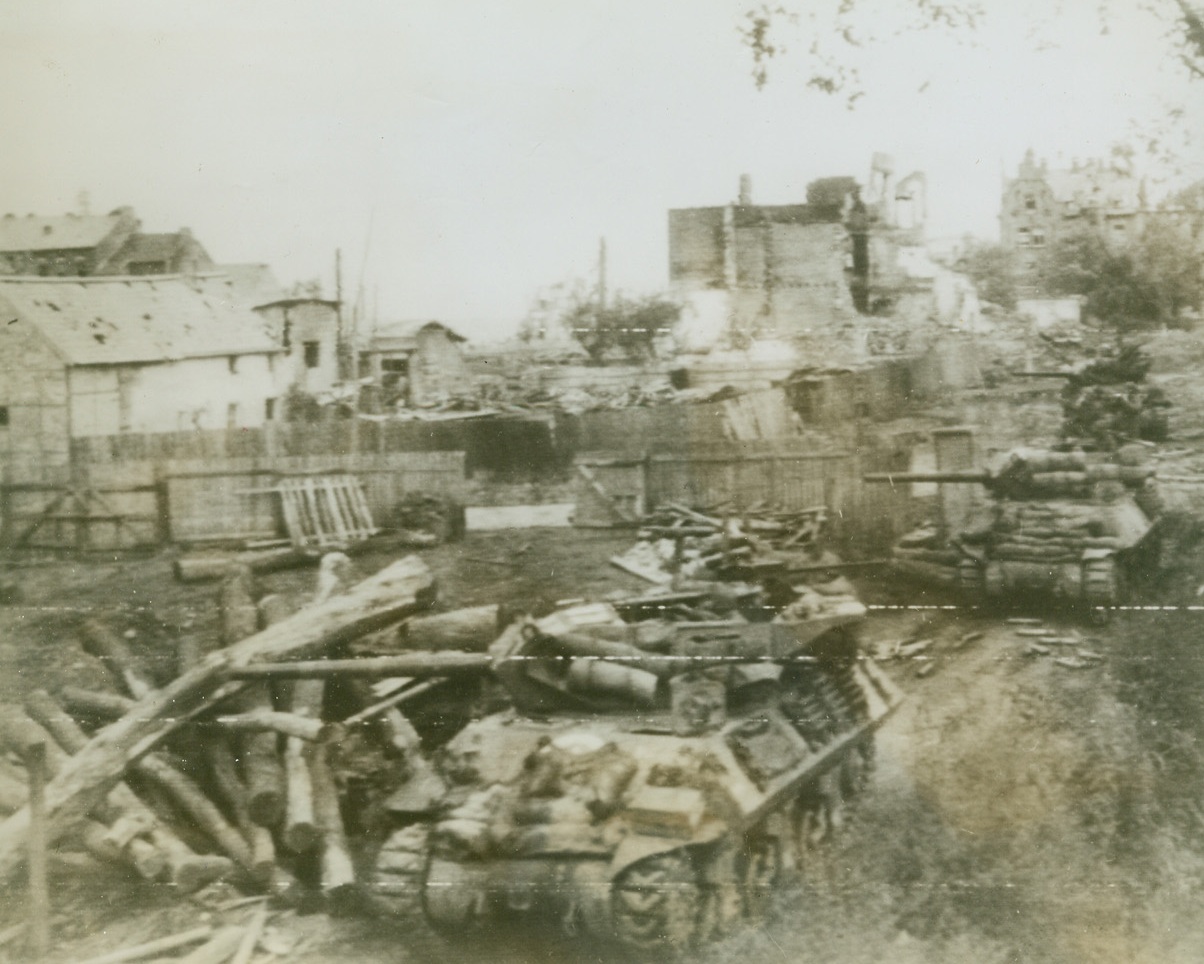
[1038, 224, 1201, 330]
[561, 292, 682, 363]
[740, 1, 1204, 99]
[1134, 216, 1204, 325]
[957, 242, 1020, 310]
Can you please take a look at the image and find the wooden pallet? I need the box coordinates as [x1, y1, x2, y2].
[276, 475, 378, 549]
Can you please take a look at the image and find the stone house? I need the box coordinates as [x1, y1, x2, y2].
[0, 274, 282, 472]
[253, 298, 342, 399]
[0, 206, 214, 277]
[361, 321, 468, 407]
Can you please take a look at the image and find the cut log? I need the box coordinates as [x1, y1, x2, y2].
[58, 686, 137, 723]
[282, 679, 324, 854]
[213, 710, 334, 743]
[203, 735, 279, 891]
[0, 555, 437, 882]
[396, 605, 501, 653]
[239, 593, 292, 828]
[282, 740, 318, 854]
[23, 690, 223, 888]
[172, 548, 314, 583]
[77, 620, 153, 700]
[309, 741, 359, 913]
[136, 756, 254, 872]
[226, 651, 492, 681]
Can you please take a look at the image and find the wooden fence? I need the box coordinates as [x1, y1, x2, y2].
[2, 451, 467, 551]
[575, 444, 919, 554]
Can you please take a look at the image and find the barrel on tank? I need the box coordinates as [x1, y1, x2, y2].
[368, 604, 903, 953]
[864, 447, 1159, 618]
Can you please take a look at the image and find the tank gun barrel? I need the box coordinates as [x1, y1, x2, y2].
[1013, 371, 1073, 378]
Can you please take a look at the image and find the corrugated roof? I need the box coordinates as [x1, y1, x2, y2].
[0, 274, 280, 366]
[0, 212, 124, 252]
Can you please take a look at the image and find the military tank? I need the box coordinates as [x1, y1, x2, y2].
[367, 597, 901, 953]
[865, 447, 1160, 618]
[1017, 344, 1171, 448]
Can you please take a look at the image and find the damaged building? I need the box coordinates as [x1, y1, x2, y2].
[0, 274, 283, 470]
[0, 206, 215, 278]
[1001, 150, 1149, 282]
[668, 156, 976, 366]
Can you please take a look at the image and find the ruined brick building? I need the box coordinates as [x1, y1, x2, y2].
[668, 156, 932, 354]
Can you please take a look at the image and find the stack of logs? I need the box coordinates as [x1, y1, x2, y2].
[0, 554, 439, 918]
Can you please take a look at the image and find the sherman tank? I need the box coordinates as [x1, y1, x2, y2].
[366, 596, 902, 953]
[865, 447, 1161, 618]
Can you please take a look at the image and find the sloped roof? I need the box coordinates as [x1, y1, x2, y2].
[0, 212, 125, 252]
[371, 320, 467, 352]
[1044, 166, 1143, 214]
[0, 274, 280, 366]
[213, 264, 285, 309]
[108, 232, 210, 267]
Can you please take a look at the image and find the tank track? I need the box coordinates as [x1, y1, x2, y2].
[365, 823, 430, 919]
[365, 658, 880, 955]
[607, 659, 876, 954]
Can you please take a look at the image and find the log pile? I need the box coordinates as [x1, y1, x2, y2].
[0, 552, 438, 922]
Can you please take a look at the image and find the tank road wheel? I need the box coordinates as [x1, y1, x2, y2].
[367, 824, 430, 920]
[1083, 557, 1117, 625]
[738, 832, 782, 921]
[840, 741, 872, 800]
[957, 559, 983, 596]
[611, 852, 701, 954]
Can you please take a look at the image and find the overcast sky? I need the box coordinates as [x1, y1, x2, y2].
[0, 0, 1199, 339]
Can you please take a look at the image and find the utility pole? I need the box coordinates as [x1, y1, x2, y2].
[597, 236, 608, 310]
[335, 248, 345, 379]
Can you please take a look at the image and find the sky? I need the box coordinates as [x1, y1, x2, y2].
[0, 0, 1199, 340]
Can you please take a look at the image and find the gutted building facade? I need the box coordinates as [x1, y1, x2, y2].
[0, 275, 282, 470]
[669, 162, 930, 352]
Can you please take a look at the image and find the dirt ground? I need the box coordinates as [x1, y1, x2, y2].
[2, 520, 1204, 964]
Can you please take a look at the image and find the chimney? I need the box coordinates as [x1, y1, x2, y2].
[738, 174, 753, 206]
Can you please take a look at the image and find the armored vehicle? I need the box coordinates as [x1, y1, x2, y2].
[367, 597, 901, 952]
[865, 447, 1159, 617]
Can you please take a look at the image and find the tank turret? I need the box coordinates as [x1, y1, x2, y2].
[865, 446, 1166, 619]
[366, 595, 901, 953]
